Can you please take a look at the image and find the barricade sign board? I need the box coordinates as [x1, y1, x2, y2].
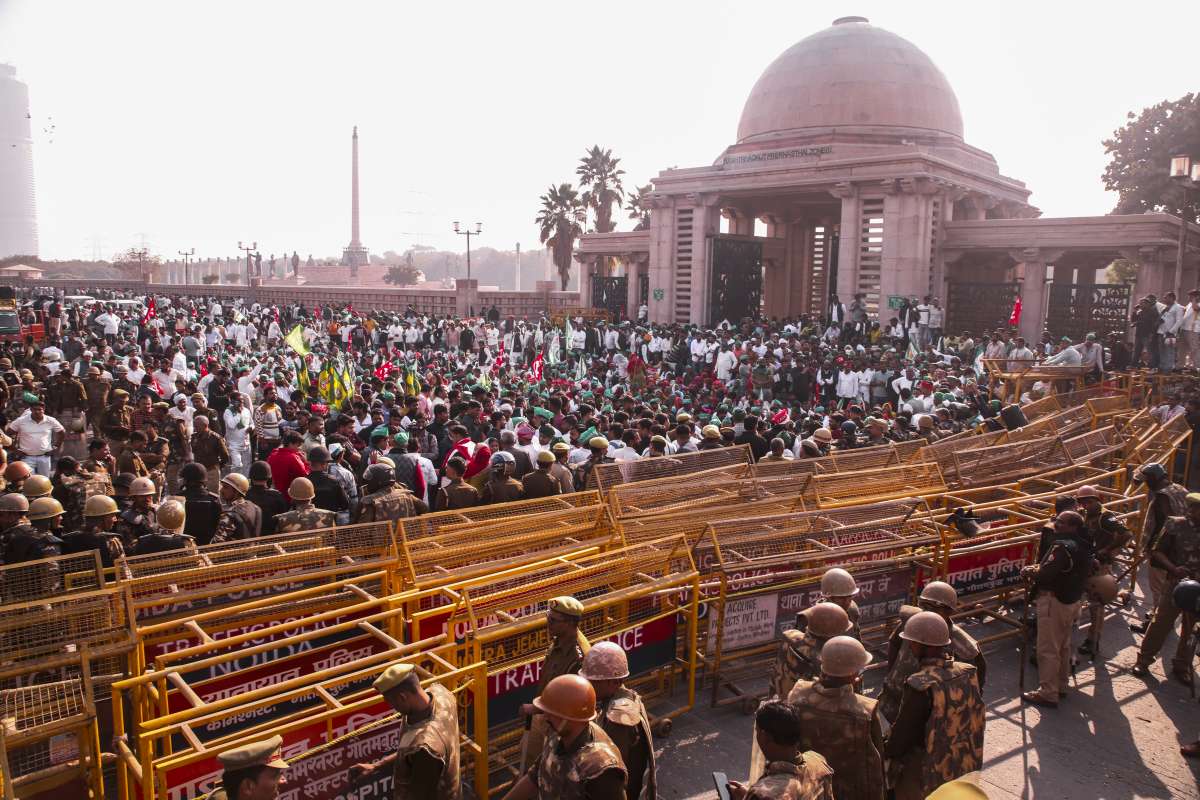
[163, 701, 397, 800]
[937, 542, 1032, 597]
[481, 615, 677, 726]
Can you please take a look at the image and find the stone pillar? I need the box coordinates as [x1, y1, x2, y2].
[626, 254, 647, 317]
[1011, 248, 1062, 342]
[965, 193, 998, 221]
[645, 196, 675, 324]
[688, 193, 721, 324]
[456, 278, 478, 318]
[576, 255, 596, 308]
[1124, 247, 1168, 302]
[535, 280, 556, 314]
[880, 178, 939, 311]
[832, 182, 859, 303]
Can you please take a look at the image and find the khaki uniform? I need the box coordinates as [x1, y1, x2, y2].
[521, 633, 587, 768]
[481, 477, 524, 505]
[889, 657, 984, 800]
[82, 377, 110, 424]
[435, 479, 480, 511]
[116, 448, 150, 479]
[1083, 510, 1132, 644]
[771, 629, 823, 698]
[549, 462, 575, 495]
[1143, 484, 1189, 611]
[97, 404, 133, 454]
[392, 683, 461, 800]
[521, 470, 562, 500]
[787, 679, 885, 800]
[355, 485, 421, 523]
[534, 722, 627, 800]
[879, 607, 984, 723]
[596, 687, 656, 800]
[45, 374, 88, 460]
[1137, 515, 1200, 671]
[742, 755, 835, 800]
[274, 505, 337, 534]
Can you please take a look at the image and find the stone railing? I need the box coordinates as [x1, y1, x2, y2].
[16, 278, 581, 320]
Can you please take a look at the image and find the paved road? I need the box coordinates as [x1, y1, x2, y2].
[652, 581, 1200, 799]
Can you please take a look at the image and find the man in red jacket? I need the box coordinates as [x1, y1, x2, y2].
[266, 430, 310, 494]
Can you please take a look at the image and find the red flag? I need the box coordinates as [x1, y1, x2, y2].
[141, 296, 157, 325]
[1008, 296, 1022, 327]
[529, 353, 544, 383]
[492, 339, 506, 374]
[374, 361, 395, 380]
[273, 306, 281, 326]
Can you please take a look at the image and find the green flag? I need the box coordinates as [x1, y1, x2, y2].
[284, 325, 310, 356]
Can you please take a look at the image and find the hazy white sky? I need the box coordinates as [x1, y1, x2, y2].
[2, 0, 1197, 263]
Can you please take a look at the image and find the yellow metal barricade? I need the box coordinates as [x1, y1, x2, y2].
[589, 444, 754, 494]
[809, 461, 946, 507]
[396, 491, 602, 542]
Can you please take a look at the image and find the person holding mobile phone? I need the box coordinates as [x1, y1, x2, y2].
[725, 702, 834, 799]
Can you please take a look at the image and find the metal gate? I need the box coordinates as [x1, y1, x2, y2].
[1047, 283, 1131, 342]
[945, 281, 1019, 335]
[591, 275, 628, 319]
[709, 236, 763, 324]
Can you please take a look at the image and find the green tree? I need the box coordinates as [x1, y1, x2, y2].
[382, 264, 423, 286]
[536, 183, 586, 290]
[626, 185, 651, 230]
[1105, 258, 1137, 284]
[1102, 93, 1200, 222]
[576, 146, 625, 232]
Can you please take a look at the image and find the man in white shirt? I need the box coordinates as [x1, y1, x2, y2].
[1179, 289, 1200, 368]
[1006, 337, 1035, 372]
[223, 392, 255, 475]
[1157, 291, 1184, 371]
[7, 398, 64, 476]
[715, 345, 738, 382]
[1045, 338, 1083, 366]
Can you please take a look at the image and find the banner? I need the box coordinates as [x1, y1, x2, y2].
[937, 542, 1031, 598]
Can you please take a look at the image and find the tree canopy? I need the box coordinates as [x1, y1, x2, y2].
[576, 146, 625, 233]
[536, 183, 586, 290]
[1102, 93, 1200, 223]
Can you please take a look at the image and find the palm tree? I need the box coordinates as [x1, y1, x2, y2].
[576, 146, 625, 233]
[536, 183, 586, 290]
[626, 185, 651, 230]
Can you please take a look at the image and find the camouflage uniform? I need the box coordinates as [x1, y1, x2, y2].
[534, 721, 627, 800]
[274, 504, 337, 534]
[128, 530, 194, 555]
[392, 683, 461, 800]
[60, 523, 125, 568]
[3, 526, 63, 566]
[743, 754, 835, 800]
[1136, 515, 1200, 671]
[115, 505, 158, 549]
[521, 632, 588, 769]
[0, 519, 38, 567]
[211, 498, 258, 544]
[141, 436, 171, 499]
[787, 679, 885, 800]
[1143, 483, 1189, 614]
[54, 473, 90, 533]
[355, 485, 420, 523]
[888, 656, 985, 800]
[596, 686, 656, 800]
[771, 629, 824, 698]
[878, 606, 984, 724]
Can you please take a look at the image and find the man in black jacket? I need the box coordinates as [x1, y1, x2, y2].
[734, 415, 770, 461]
[306, 447, 350, 517]
[246, 460, 289, 537]
[178, 461, 222, 546]
[1021, 510, 1094, 708]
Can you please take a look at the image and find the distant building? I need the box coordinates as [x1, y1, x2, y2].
[0, 64, 38, 259]
[0, 263, 43, 280]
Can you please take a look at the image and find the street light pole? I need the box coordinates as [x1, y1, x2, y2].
[237, 240, 257, 286]
[178, 248, 195, 285]
[452, 221, 482, 282]
[1168, 153, 1200, 299]
[130, 247, 150, 283]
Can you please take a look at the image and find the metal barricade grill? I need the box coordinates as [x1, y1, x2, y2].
[0, 552, 105, 606]
[588, 444, 754, 493]
[397, 491, 602, 542]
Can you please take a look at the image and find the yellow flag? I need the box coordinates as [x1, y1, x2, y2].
[284, 325, 310, 356]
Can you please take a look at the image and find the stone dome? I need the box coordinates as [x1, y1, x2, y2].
[736, 17, 964, 144]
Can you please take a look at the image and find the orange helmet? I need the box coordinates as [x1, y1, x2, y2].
[532, 674, 597, 722]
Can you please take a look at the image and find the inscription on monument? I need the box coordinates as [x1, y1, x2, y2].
[722, 145, 832, 166]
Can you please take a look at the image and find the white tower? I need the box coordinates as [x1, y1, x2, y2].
[341, 126, 369, 272]
[0, 64, 37, 259]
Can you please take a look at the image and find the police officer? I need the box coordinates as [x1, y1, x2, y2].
[179, 462, 222, 545]
[1133, 492, 1200, 683]
[246, 461, 290, 537]
[355, 463, 427, 523]
[481, 452, 524, 505]
[771, 602, 851, 698]
[0, 493, 35, 564]
[502, 674, 627, 800]
[206, 734, 290, 800]
[434, 457, 479, 511]
[787, 636, 885, 800]
[1171, 579, 1200, 758]
[350, 662, 461, 798]
[212, 473, 261, 543]
[574, 437, 613, 491]
[879, 581, 985, 724]
[1076, 484, 1131, 657]
[519, 596, 590, 770]
[795, 568, 861, 638]
[61, 495, 125, 567]
[6, 497, 66, 565]
[2, 460, 32, 497]
[725, 701, 835, 800]
[97, 389, 133, 457]
[1021, 510, 1094, 707]
[43, 368, 88, 457]
[1133, 462, 1189, 633]
[274, 477, 336, 534]
[580, 642, 656, 800]
[21, 474, 53, 503]
[522, 451, 563, 500]
[883, 612, 984, 800]
[115, 476, 159, 548]
[129, 500, 194, 556]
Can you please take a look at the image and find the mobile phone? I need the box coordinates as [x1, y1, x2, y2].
[712, 771, 731, 800]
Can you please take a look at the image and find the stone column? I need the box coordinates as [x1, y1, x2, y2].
[1011, 248, 1063, 342]
[832, 182, 859, 304]
[880, 177, 939, 310]
[687, 193, 721, 324]
[576, 255, 597, 308]
[1124, 246, 1167, 302]
[456, 278, 479, 318]
[626, 254, 647, 317]
[965, 193, 999, 221]
[645, 195, 675, 324]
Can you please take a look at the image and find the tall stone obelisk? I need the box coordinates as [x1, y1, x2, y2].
[341, 126, 369, 276]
